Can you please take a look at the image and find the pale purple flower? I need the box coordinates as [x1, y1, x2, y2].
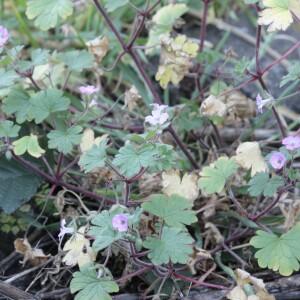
[145, 104, 169, 126]
[282, 135, 300, 151]
[112, 214, 128, 232]
[58, 219, 74, 242]
[269, 152, 286, 170]
[256, 94, 273, 114]
[0, 26, 9, 48]
[79, 85, 99, 95]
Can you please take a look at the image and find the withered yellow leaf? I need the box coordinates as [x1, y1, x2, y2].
[234, 142, 268, 177]
[227, 269, 275, 300]
[155, 34, 198, 89]
[227, 286, 248, 300]
[258, 0, 300, 32]
[200, 95, 227, 118]
[162, 169, 199, 202]
[63, 227, 96, 267]
[80, 128, 108, 153]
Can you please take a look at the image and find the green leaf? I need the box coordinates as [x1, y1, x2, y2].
[0, 69, 18, 89]
[16, 49, 50, 72]
[198, 157, 238, 194]
[248, 173, 284, 197]
[0, 158, 41, 213]
[113, 143, 157, 177]
[29, 89, 70, 124]
[174, 104, 204, 132]
[150, 143, 175, 172]
[103, 0, 129, 12]
[144, 227, 194, 265]
[250, 224, 300, 276]
[70, 265, 119, 300]
[197, 49, 222, 65]
[79, 142, 107, 173]
[280, 62, 300, 87]
[3, 89, 32, 124]
[31, 48, 50, 65]
[47, 126, 82, 154]
[57, 50, 93, 72]
[0, 121, 20, 138]
[234, 57, 251, 77]
[142, 194, 197, 228]
[146, 4, 189, 54]
[26, 0, 73, 31]
[209, 80, 228, 96]
[89, 209, 125, 251]
[13, 134, 45, 158]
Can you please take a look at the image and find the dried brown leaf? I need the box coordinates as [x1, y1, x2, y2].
[14, 238, 49, 266]
[204, 222, 224, 244]
[86, 36, 109, 63]
[123, 86, 142, 112]
[224, 91, 256, 123]
[139, 173, 162, 197]
[279, 199, 300, 230]
[187, 246, 213, 274]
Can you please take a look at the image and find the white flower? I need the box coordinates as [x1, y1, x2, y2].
[145, 104, 169, 126]
[88, 98, 98, 108]
[79, 85, 99, 95]
[256, 94, 273, 114]
[58, 219, 74, 242]
[0, 26, 9, 48]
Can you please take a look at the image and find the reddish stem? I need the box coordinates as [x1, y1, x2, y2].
[167, 126, 199, 169]
[195, 0, 211, 99]
[262, 40, 300, 75]
[12, 154, 115, 204]
[250, 186, 293, 221]
[55, 153, 64, 178]
[199, 0, 210, 53]
[173, 272, 229, 290]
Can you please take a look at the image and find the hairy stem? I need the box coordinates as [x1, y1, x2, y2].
[13, 154, 115, 204]
[195, 0, 211, 99]
[167, 126, 199, 169]
[254, 22, 287, 138]
[271, 106, 286, 138]
[172, 272, 229, 290]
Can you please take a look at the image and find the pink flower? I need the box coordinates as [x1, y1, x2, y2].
[58, 219, 74, 242]
[145, 104, 169, 126]
[112, 214, 128, 232]
[79, 85, 99, 95]
[256, 94, 273, 114]
[0, 26, 9, 48]
[282, 135, 300, 151]
[269, 152, 286, 170]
